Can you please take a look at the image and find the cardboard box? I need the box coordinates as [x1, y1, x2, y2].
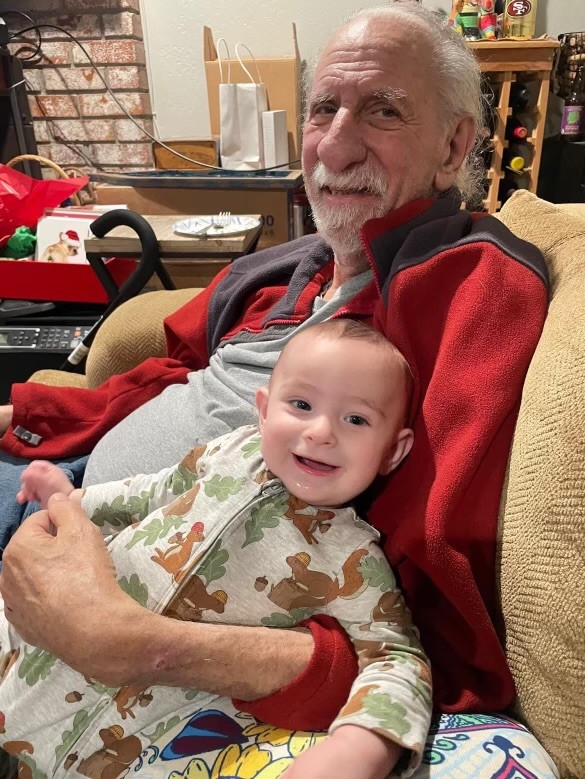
[262, 110, 289, 169]
[153, 140, 218, 171]
[95, 170, 303, 252]
[203, 25, 301, 163]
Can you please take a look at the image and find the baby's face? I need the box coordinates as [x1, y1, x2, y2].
[256, 334, 409, 507]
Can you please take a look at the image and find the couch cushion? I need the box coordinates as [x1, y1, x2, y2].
[496, 192, 585, 779]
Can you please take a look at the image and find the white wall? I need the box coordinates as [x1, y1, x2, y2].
[140, 0, 585, 141]
[139, 0, 369, 141]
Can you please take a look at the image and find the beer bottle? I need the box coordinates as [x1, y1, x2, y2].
[561, 65, 585, 143]
[503, 0, 538, 39]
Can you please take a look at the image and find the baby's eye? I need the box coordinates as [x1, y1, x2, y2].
[346, 415, 368, 426]
[291, 400, 311, 411]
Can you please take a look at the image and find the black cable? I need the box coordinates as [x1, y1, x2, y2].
[10, 23, 302, 173]
[2, 11, 42, 60]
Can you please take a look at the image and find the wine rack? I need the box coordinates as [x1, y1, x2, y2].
[468, 40, 559, 213]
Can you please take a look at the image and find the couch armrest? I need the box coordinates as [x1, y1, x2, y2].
[85, 288, 202, 388]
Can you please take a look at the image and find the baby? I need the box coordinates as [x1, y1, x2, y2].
[7, 319, 431, 779]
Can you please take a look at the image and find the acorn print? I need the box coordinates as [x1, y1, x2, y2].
[139, 692, 154, 707]
[294, 552, 311, 567]
[212, 590, 228, 606]
[65, 691, 83, 703]
[255, 576, 268, 592]
[110, 725, 124, 739]
[64, 753, 78, 770]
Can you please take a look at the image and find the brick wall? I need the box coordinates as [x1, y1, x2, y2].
[5, 0, 154, 174]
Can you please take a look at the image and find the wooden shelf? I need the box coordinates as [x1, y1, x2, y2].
[468, 39, 560, 213]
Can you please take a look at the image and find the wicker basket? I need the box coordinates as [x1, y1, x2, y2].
[6, 153, 85, 206]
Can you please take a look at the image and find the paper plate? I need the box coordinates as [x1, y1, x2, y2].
[172, 215, 261, 238]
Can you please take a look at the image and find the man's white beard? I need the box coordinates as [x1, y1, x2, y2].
[305, 161, 390, 260]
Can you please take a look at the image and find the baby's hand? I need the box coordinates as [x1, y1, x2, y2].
[17, 460, 74, 509]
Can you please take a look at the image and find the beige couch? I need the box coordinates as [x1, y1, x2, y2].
[28, 192, 585, 778]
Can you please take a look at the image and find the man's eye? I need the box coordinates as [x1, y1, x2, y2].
[312, 104, 337, 116]
[346, 415, 368, 426]
[291, 400, 312, 411]
[373, 106, 398, 119]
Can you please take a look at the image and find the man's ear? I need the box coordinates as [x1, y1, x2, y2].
[379, 428, 414, 476]
[256, 387, 269, 432]
[433, 115, 476, 193]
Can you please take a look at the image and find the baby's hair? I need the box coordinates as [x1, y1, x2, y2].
[277, 319, 414, 421]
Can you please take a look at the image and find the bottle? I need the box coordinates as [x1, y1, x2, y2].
[561, 66, 585, 143]
[505, 117, 528, 141]
[509, 82, 531, 111]
[503, 0, 538, 39]
[503, 148, 526, 173]
[498, 177, 519, 204]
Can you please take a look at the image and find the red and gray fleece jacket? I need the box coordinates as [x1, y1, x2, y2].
[2, 190, 548, 723]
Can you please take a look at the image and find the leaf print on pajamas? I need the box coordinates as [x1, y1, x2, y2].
[125, 513, 183, 550]
[198, 539, 229, 584]
[204, 474, 246, 501]
[18, 647, 57, 686]
[91, 484, 157, 527]
[241, 436, 262, 459]
[363, 692, 411, 738]
[143, 715, 181, 742]
[55, 700, 110, 765]
[166, 464, 198, 495]
[242, 493, 289, 547]
[261, 607, 316, 628]
[359, 555, 395, 592]
[118, 573, 149, 607]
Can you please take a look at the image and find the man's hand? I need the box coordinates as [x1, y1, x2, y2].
[0, 494, 142, 685]
[0, 405, 13, 436]
[282, 726, 403, 779]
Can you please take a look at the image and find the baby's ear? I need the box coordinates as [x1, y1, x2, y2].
[255, 387, 269, 432]
[379, 428, 414, 476]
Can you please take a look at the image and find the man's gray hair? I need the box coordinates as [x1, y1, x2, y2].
[304, 2, 486, 203]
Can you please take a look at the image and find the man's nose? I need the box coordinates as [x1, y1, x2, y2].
[316, 110, 366, 172]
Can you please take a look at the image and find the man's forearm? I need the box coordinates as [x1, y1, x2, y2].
[89, 600, 314, 700]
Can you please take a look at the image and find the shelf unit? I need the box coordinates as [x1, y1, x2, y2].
[468, 40, 559, 213]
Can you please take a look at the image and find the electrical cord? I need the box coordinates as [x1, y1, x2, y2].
[2, 11, 42, 60]
[10, 23, 302, 174]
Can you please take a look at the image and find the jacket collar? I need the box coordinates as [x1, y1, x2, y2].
[360, 188, 463, 290]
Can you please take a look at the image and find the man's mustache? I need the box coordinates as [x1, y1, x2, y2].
[309, 162, 388, 198]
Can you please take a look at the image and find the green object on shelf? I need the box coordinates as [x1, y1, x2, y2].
[4, 226, 37, 259]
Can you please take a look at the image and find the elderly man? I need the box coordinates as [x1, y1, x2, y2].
[0, 3, 549, 778]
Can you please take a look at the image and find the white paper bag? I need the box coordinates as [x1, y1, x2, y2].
[218, 41, 268, 171]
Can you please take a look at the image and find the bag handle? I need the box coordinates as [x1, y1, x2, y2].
[235, 42, 262, 84]
[216, 37, 231, 84]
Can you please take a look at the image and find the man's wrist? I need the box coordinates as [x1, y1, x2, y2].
[65, 593, 151, 687]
